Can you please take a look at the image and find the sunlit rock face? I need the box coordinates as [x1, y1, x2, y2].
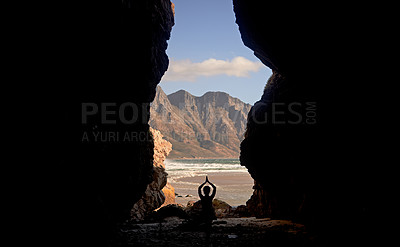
[150, 86, 251, 158]
[234, 0, 373, 239]
[130, 128, 173, 221]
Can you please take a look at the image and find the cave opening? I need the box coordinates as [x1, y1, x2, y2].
[72, 1, 377, 246]
[123, 1, 314, 244]
[144, 0, 274, 213]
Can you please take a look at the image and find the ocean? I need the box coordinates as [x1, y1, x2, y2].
[164, 159, 254, 206]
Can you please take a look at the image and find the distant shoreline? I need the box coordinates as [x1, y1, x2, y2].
[166, 157, 240, 160]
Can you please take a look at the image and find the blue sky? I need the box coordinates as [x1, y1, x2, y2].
[159, 0, 272, 105]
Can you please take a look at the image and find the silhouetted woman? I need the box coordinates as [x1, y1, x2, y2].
[198, 176, 217, 226]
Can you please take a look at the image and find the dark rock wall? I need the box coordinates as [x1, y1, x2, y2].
[60, 1, 174, 245]
[52, 1, 382, 245]
[130, 128, 173, 221]
[234, 0, 376, 243]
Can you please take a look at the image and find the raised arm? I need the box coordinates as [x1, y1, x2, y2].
[198, 180, 207, 199]
[208, 179, 217, 199]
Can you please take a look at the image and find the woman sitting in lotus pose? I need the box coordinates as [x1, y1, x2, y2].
[198, 176, 217, 226]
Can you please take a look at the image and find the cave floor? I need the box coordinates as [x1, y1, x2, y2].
[118, 217, 318, 247]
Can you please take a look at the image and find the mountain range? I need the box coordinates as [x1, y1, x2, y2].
[149, 86, 251, 159]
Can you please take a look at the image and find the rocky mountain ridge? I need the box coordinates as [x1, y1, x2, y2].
[150, 86, 251, 159]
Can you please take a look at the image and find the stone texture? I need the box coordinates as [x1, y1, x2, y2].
[212, 199, 233, 218]
[233, 0, 375, 243]
[149, 204, 189, 221]
[59, 1, 174, 245]
[121, 217, 312, 246]
[185, 199, 233, 219]
[131, 128, 173, 221]
[245, 181, 271, 218]
[161, 182, 176, 206]
[231, 205, 250, 217]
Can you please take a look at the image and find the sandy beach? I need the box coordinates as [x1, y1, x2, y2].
[170, 171, 254, 206]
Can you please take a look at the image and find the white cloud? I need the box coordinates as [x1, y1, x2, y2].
[162, 56, 263, 82]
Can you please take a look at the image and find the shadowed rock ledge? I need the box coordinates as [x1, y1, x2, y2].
[131, 128, 174, 221]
